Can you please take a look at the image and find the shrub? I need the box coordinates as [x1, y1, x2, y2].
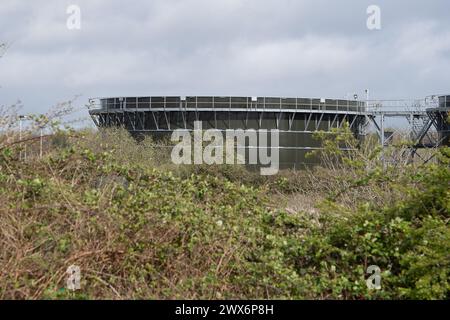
[0, 128, 448, 300]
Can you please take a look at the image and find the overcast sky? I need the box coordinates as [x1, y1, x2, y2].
[1, 0, 449, 119]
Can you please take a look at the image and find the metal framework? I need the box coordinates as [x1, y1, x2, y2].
[366, 95, 450, 163]
[88, 98, 366, 128]
[88, 95, 449, 168]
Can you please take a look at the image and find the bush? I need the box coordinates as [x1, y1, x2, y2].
[0, 128, 448, 299]
[255, 147, 449, 299]
[0, 143, 284, 299]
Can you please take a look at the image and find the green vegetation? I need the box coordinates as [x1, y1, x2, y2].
[0, 124, 448, 299]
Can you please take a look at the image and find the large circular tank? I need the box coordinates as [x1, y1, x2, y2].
[88, 96, 368, 169]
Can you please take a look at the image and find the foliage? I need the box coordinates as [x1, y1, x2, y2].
[0, 124, 448, 299]
[282, 147, 450, 299]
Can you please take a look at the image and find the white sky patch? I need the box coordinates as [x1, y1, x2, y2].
[395, 22, 450, 65]
[231, 37, 366, 78]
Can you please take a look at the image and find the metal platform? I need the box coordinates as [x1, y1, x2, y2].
[365, 95, 449, 163]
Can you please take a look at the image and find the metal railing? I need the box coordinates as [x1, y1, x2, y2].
[366, 98, 440, 114]
[88, 96, 367, 113]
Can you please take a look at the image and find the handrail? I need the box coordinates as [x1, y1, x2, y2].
[87, 96, 367, 113]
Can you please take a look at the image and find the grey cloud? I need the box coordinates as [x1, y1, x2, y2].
[0, 0, 449, 116]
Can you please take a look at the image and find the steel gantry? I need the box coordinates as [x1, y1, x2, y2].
[365, 95, 450, 164]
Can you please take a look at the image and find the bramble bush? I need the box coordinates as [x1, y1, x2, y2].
[0, 126, 448, 299]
